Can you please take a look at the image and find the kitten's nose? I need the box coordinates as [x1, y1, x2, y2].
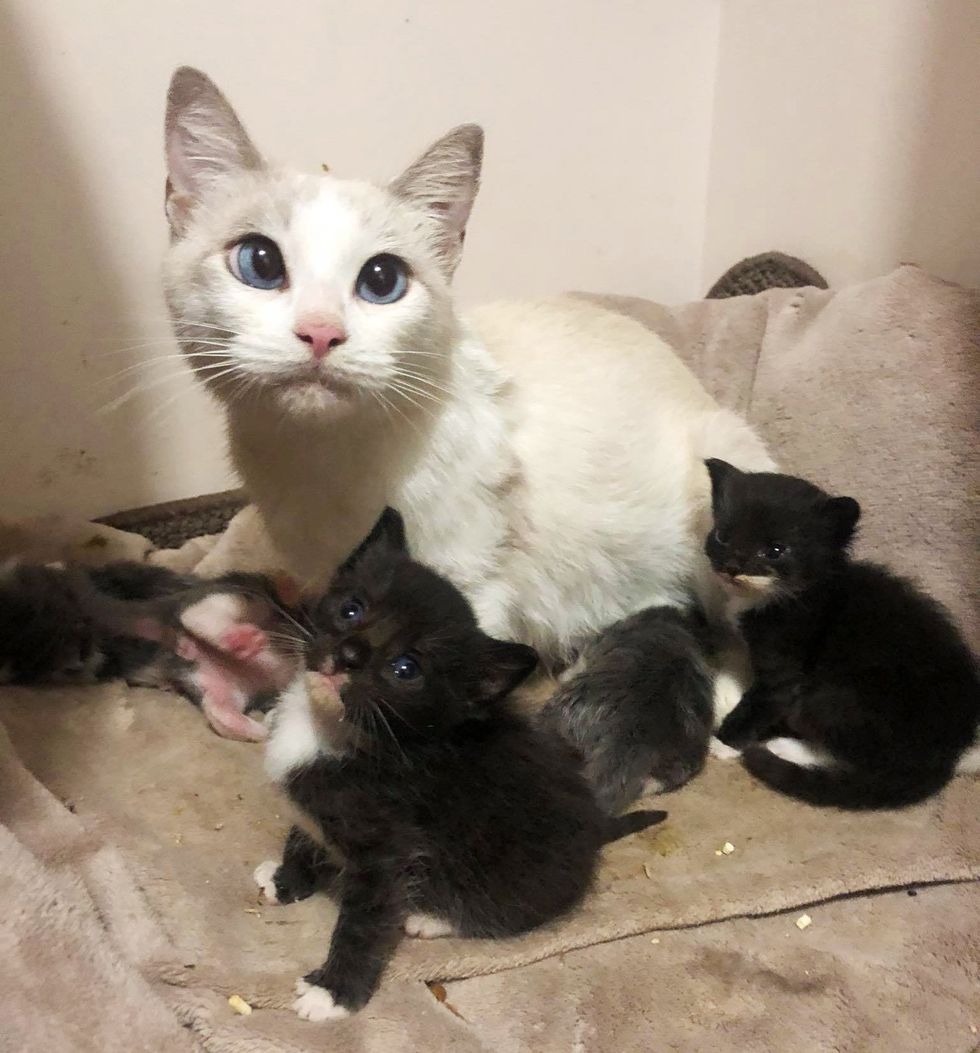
[336, 639, 368, 672]
[295, 317, 347, 360]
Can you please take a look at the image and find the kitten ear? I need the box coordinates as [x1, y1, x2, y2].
[389, 124, 484, 274]
[823, 496, 861, 545]
[340, 507, 408, 570]
[477, 638, 539, 702]
[164, 67, 263, 233]
[705, 458, 741, 514]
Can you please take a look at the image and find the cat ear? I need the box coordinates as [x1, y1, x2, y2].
[164, 67, 264, 233]
[389, 124, 484, 274]
[477, 638, 539, 702]
[340, 507, 408, 571]
[704, 459, 741, 514]
[823, 496, 861, 545]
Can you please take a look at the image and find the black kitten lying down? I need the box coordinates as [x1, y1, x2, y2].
[540, 606, 715, 813]
[183, 509, 666, 1021]
[705, 459, 980, 809]
[0, 560, 297, 740]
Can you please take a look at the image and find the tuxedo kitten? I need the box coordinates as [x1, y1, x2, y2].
[0, 561, 297, 741]
[540, 606, 714, 813]
[705, 459, 980, 809]
[243, 508, 666, 1021]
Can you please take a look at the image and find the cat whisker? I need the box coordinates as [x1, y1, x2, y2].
[367, 698, 409, 763]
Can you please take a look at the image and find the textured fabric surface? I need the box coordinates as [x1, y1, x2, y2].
[705, 250, 828, 299]
[1, 265, 977, 1051]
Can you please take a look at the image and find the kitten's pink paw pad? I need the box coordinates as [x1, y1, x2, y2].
[292, 980, 350, 1021]
[220, 624, 269, 661]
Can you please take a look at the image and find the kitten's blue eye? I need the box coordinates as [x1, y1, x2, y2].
[356, 254, 409, 304]
[339, 599, 364, 624]
[229, 235, 286, 290]
[765, 543, 786, 560]
[390, 655, 421, 681]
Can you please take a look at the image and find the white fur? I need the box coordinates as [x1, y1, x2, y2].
[763, 737, 834, 769]
[955, 741, 980, 774]
[403, 912, 455, 939]
[179, 593, 247, 643]
[292, 980, 350, 1022]
[709, 737, 742, 760]
[164, 70, 775, 659]
[264, 675, 321, 782]
[252, 860, 280, 904]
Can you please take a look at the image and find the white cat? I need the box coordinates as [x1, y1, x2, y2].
[162, 67, 774, 674]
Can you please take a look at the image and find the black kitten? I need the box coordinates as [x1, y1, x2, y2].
[705, 458, 980, 809]
[540, 606, 714, 813]
[240, 508, 667, 1021]
[0, 560, 297, 740]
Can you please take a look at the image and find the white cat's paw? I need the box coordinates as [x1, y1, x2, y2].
[252, 860, 281, 904]
[292, 979, 350, 1021]
[709, 737, 742, 760]
[640, 776, 666, 797]
[404, 912, 455, 939]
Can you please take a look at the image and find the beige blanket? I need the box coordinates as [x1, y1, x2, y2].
[2, 266, 978, 1052]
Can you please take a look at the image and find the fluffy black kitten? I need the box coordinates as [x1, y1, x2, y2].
[540, 606, 714, 813]
[0, 560, 296, 740]
[245, 508, 666, 1021]
[705, 458, 980, 809]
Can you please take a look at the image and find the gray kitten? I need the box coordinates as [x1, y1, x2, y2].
[540, 607, 714, 813]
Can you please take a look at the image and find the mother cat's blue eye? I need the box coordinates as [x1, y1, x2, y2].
[229, 235, 286, 290]
[356, 254, 409, 304]
[390, 655, 421, 681]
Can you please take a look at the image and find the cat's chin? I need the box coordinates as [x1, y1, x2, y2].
[259, 377, 361, 421]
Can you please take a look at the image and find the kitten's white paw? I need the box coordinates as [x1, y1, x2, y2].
[711, 670, 747, 724]
[709, 737, 742, 760]
[764, 737, 830, 769]
[955, 742, 980, 774]
[292, 979, 350, 1021]
[404, 912, 455, 939]
[252, 860, 280, 904]
[180, 593, 247, 645]
[640, 776, 666, 797]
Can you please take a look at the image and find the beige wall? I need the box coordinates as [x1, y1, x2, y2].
[0, 0, 720, 519]
[1, 1, 977, 520]
[703, 0, 980, 290]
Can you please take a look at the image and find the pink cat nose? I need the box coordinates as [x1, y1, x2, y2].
[295, 319, 347, 360]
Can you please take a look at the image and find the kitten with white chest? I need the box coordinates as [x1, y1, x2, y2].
[705, 459, 980, 809]
[161, 67, 774, 684]
[198, 508, 666, 1021]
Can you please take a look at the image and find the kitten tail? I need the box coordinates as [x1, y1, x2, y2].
[602, 809, 668, 844]
[742, 745, 952, 810]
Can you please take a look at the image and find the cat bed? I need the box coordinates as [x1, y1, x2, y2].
[1, 265, 977, 1052]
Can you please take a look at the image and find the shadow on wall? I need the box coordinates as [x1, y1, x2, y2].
[903, 0, 980, 288]
[0, 5, 154, 522]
